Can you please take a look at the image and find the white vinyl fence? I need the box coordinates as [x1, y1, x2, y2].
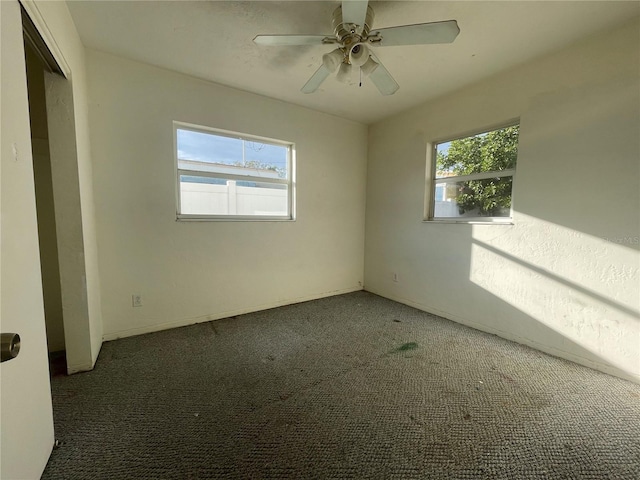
[180, 180, 288, 216]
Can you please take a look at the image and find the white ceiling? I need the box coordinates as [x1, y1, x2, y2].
[67, 1, 639, 124]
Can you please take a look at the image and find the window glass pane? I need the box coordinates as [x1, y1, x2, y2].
[180, 175, 288, 217]
[434, 176, 513, 218]
[177, 129, 288, 180]
[177, 129, 242, 164]
[435, 125, 519, 178]
[243, 142, 288, 178]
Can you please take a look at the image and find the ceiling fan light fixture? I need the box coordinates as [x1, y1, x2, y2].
[322, 48, 344, 73]
[336, 61, 354, 84]
[349, 43, 369, 67]
[360, 56, 379, 77]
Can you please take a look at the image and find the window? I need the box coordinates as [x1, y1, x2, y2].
[175, 122, 294, 220]
[428, 123, 519, 222]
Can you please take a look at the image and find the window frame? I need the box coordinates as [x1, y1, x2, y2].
[174, 121, 295, 221]
[425, 121, 519, 225]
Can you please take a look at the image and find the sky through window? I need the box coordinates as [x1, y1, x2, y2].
[177, 129, 287, 172]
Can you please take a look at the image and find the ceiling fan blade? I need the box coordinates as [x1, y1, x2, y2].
[371, 20, 460, 47]
[301, 64, 331, 94]
[254, 35, 332, 46]
[368, 56, 399, 96]
[342, 1, 368, 30]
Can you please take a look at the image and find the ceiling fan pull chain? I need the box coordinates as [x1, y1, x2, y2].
[359, 67, 362, 87]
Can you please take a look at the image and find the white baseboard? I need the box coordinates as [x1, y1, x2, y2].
[102, 286, 364, 342]
[65, 336, 103, 375]
[91, 338, 103, 365]
[67, 362, 95, 375]
[365, 287, 639, 385]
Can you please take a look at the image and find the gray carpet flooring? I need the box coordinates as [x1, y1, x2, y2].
[43, 291, 640, 479]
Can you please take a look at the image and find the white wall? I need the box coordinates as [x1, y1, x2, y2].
[365, 18, 640, 383]
[24, 0, 104, 372]
[86, 51, 367, 339]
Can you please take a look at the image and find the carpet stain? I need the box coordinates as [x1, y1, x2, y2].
[497, 371, 517, 383]
[383, 342, 419, 357]
[395, 342, 419, 352]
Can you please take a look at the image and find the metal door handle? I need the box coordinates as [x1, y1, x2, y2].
[1, 333, 21, 363]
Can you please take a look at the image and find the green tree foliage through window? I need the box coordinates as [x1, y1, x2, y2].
[436, 125, 519, 216]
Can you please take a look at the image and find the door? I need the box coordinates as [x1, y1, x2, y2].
[0, 0, 56, 477]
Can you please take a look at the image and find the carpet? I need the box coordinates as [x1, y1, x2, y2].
[42, 291, 640, 479]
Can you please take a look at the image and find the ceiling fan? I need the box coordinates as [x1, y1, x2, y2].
[253, 0, 460, 95]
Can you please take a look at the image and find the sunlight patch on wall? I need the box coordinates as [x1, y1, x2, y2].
[469, 213, 639, 379]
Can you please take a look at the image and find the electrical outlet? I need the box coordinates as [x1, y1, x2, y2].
[132, 294, 143, 307]
[393, 273, 399, 283]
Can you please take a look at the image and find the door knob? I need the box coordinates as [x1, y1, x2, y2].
[1, 333, 21, 363]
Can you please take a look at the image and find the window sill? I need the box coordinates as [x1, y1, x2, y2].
[177, 214, 295, 222]
[424, 218, 514, 225]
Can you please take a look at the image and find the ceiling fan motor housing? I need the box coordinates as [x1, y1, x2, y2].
[333, 5, 375, 45]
